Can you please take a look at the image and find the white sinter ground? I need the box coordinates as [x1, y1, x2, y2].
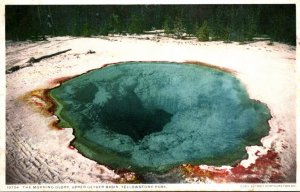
[5, 35, 296, 183]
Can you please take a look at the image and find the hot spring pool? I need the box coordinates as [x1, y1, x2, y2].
[49, 62, 271, 173]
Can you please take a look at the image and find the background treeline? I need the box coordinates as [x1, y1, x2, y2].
[6, 5, 296, 45]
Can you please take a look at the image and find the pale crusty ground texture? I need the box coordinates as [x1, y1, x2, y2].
[5, 35, 297, 183]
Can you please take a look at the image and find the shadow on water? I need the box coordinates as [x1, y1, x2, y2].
[99, 90, 173, 142]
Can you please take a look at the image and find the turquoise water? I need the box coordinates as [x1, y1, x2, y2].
[50, 62, 271, 173]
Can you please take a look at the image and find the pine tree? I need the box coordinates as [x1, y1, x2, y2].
[128, 14, 143, 34]
[163, 17, 173, 34]
[82, 22, 91, 37]
[196, 20, 209, 41]
[173, 17, 186, 39]
[109, 13, 122, 34]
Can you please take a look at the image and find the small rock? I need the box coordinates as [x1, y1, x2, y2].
[87, 50, 96, 54]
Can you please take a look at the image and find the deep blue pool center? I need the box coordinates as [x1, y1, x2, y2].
[50, 62, 271, 173]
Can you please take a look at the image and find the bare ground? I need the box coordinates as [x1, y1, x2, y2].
[4, 35, 297, 184]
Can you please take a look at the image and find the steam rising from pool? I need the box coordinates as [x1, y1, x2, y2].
[50, 62, 271, 172]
